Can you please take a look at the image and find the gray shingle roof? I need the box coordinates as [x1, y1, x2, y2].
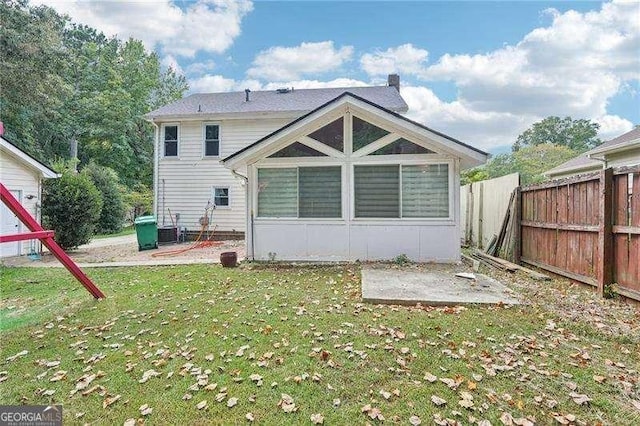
[546, 126, 640, 176]
[146, 86, 408, 119]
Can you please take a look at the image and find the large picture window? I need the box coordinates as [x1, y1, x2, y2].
[354, 164, 449, 218]
[257, 166, 342, 218]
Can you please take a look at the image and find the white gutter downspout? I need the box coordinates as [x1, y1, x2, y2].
[149, 120, 160, 220]
[229, 168, 252, 260]
[587, 153, 608, 169]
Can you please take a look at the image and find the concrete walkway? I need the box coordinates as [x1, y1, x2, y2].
[361, 266, 520, 306]
[80, 233, 137, 249]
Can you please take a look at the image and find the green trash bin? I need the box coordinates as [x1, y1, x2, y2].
[134, 215, 158, 251]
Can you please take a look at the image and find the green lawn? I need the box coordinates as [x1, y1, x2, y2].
[0, 264, 638, 425]
[93, 225, 136, 239]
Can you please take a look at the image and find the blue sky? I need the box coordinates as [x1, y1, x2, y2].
[36, 0, 640, 152]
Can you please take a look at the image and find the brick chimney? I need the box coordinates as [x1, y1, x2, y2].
[388, 74, 400, 91]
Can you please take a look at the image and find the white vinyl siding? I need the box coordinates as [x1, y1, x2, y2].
[157, 118, 292, 231]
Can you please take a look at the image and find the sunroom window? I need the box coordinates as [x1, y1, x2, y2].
[257, 166, 341, 218]
[354, 164, 449, 218]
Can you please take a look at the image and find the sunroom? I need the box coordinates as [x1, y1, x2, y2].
[222, 93, 487, 262]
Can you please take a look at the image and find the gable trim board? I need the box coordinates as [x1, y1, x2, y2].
[222, 92, 487, 171]
[221, 93, 488, 262]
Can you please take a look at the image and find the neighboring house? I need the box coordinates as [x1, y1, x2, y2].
[147, 76, 488, 261]
[546, 127, 640, 179]
[145, 76, 409, 236]
[0, 135, 59, 258]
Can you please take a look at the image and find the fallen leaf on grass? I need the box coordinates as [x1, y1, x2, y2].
[103, 394, 121, 409]
[409, 415, 421, 425]
[631, 400, 640, 411]
[50, 370, 67, 382]
[227, 397, 238, 408]
[569, 392, 591, 405]
[123, 419, 136, 426]
[593, 375, 606, 383]
[423, 372, 437, 382]
[196, 400, 208, 410]
[310, 413, 324, 424]
[278, 394, 297, 413]
[6, 350, 28, 362]
[431, 395, 447, 406]
[246, 412, 255, 422]
[139, 404, 152, 416]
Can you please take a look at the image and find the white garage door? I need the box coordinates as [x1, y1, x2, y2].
[1, 189, 22, 258]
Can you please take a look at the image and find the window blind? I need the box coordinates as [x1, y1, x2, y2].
[354, 165, 400, 218]
[402, 164, 449, 218]
[257, 168, 298, 217]
[299, 166, 341, 218]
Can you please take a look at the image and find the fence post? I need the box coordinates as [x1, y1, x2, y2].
[597, 167, 613, 296]
[514, 186, 522, 264]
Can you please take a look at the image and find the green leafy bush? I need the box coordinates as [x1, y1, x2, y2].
[83, 163, 126, 234]
[42, 170, 102, 249]
[123, 183, 153, 224]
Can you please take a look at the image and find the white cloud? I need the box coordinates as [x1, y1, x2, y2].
[594, 114, 634, 140]
[185, 60, 217, 76]
[401, 86, 534, 151]
[247, 41, 354, 80]
[33, 0, 253, 58]
[421, 1, 639, 121]
[359, 1, 639, 149]
[360, 44, 429, 77]
[189, 74, 237, 93]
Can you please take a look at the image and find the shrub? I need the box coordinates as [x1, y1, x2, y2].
[83, 163, 126, 234]
[42, 170, 102, 249]
[123, 183, 153, 224]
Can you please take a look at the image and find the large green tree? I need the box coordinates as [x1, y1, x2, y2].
[0, 0, 188, 187]
[512, 116, 601, 153]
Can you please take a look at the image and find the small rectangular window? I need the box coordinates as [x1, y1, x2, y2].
[164, 125, 178, 157]
[213, 187, 229, 207]
[204, 124, 220, 157]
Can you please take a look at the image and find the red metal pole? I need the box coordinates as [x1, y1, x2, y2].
[0, 183, 105, 299]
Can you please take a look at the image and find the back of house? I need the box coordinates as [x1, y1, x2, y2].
[145, 76, 408, 238]
[146, 75, 488, 261]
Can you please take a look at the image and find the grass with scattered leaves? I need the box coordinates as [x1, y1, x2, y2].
[0, 263, 638, 425]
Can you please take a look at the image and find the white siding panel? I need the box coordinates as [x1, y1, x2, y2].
[0, 151, 42, 256]
[252, 222, 459, 262]
[157, 118, 291, 231]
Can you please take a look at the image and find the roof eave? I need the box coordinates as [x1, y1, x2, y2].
[1, 137, 59, 178]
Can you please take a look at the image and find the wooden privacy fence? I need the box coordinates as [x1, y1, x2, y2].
[519, 165, 640, 302]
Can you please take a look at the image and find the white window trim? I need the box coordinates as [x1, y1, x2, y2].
[213, 186, 230, 209]
[253, 163, 345, 221]
[162, 122, 180, 158]
[203, 122, 221, 158]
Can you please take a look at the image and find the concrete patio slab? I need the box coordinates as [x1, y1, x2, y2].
[361, 266, 520, 305]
